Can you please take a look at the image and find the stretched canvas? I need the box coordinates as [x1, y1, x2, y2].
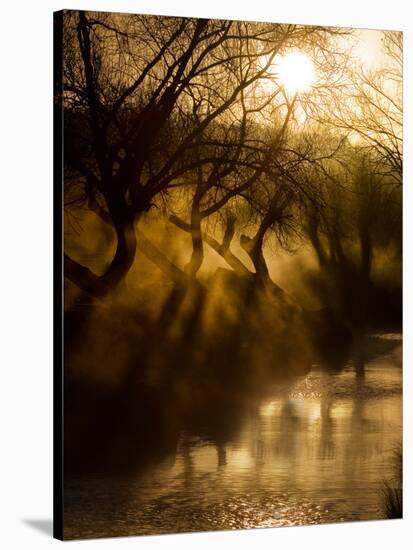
[54, 9, 403, 540]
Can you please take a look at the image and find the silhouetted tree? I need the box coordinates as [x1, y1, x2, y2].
[62, 10, 344, 298]
[326, 31, 402, 186]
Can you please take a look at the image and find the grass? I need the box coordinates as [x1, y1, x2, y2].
[381, 481, 402, 519]
[381, 446, 402, 519]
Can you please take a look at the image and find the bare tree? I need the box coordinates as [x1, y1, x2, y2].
[62, 10, 344, 298]
[325, 31, 402, 186]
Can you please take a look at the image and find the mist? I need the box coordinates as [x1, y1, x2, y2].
[59, 10, 402, 539]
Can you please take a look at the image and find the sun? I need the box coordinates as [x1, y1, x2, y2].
[277, 52, 315, 93]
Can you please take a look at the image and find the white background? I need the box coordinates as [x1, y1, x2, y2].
[0, 0, 412, 548]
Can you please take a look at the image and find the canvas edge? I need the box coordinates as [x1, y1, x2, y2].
[53, 8, 64, 542]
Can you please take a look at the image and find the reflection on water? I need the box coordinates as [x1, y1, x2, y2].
[64, 335, 402, 539]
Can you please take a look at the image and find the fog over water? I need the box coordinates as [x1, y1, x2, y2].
[60, 10, 402, 540]
[64, 334, 401, 539]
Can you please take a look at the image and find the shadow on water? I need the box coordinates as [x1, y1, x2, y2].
[64, 273, 315, 476]
[64, 334, 402, 538]
[62, 270, 402, 539]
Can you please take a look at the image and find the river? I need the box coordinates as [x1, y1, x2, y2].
[64, 333, 402, 539]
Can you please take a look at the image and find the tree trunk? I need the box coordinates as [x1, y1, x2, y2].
[169, 214, 251, 275]
[356, 222, 373, 329]
[359, 223, 373, 283]
[98, 213, 137, 295]
[64, 254, 106, 298]
[66, 208, 138, 301]
[307, 215, 328, 268]
[185, 190, 204, 277]
[185, 217, 203, 277]
[240, 234, 270, 285]
[87, 194, 188, 286]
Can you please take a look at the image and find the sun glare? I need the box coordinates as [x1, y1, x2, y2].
[277, 52, 315, 93]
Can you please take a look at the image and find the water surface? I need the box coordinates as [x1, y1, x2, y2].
[65, 334, 402, 539]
